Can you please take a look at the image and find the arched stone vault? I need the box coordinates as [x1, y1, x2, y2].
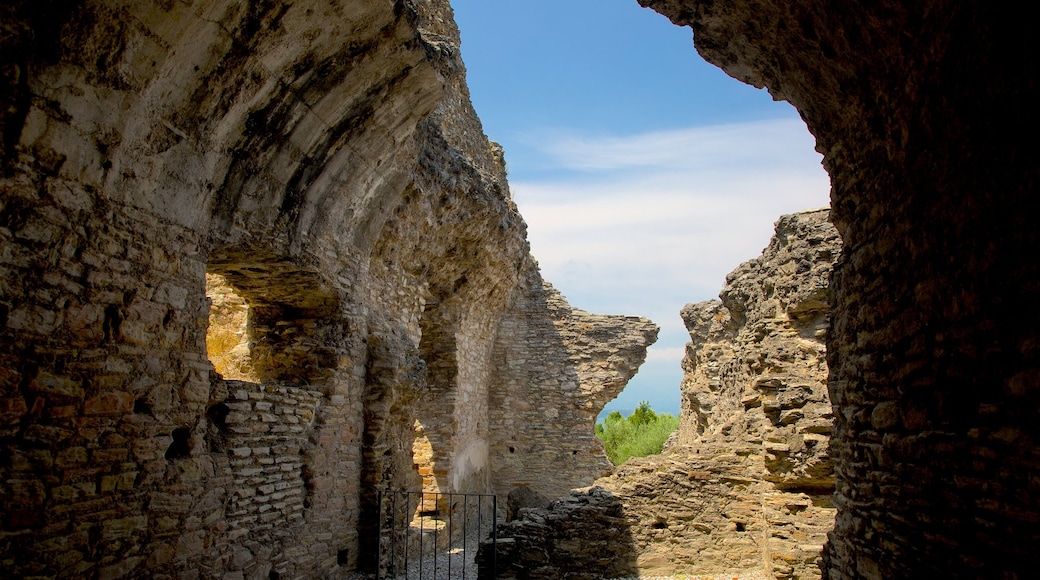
[0, 1, 657, 577]
[1, 0, 1035, 578]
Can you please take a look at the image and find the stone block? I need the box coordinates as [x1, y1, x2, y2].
[92, 448, 129, 463]
[102, 516, 148, 540]
[55, 447, 89, 468]
[28, 372, 84, 398]
[98, 556, 143, 580]
[150, 492, 194, 514]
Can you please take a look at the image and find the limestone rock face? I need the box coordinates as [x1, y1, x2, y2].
[0, 2, 655, 578]
[494, 209, 840, 580]
[678, 208, 838, 491]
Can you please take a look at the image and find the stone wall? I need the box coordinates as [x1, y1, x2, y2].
[677, 209, 837, 493]
[0, 1, 655, 577]
[489, 265, 659, 503]
[4, 0, 1037, 577]
[491, 209, 840, 579]
[641, 1, 1040, 577]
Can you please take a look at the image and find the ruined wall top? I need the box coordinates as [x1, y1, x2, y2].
[493, 208, 840, 579]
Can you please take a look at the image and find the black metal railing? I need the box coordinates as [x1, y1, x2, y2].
[376, 490, 496, 579]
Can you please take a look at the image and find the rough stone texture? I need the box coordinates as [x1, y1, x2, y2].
[0, 2, 655, 578]
[491, 209, 839, 580]
[485, 457, 833, 580]
[205, 274, 255, 381]
[479, 486, 639, 580]
[4, 0, 1038, 577]
[490, 266, 659, 503]
[678, 208, 838, 492]
[641, 1, 1040, 577]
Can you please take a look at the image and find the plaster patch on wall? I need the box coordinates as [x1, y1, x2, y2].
[452, 439, 489, 491]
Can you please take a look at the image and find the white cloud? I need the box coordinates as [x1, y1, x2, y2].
[532, 118, 821, 173]
[513, 118, 831, 412]
[646, 346, 687, 362]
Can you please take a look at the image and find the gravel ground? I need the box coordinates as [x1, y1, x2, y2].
[349, 527, 482, 580]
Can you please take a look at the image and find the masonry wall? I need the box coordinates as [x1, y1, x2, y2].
[0, 1, 656, 577]
[489, 265, 659, 504]
[493, 209, 840, 579]
[642, 1, 1040, 576]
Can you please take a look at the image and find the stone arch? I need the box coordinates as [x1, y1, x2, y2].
[201, 246, 347, 569]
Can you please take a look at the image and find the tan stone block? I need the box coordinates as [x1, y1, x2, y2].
[29, 371, 84, 398]
[83, 391, 134, 416]
[0, 396, 28, 419]
[92, 448, 129, 463]
[55, 446, 88, 468]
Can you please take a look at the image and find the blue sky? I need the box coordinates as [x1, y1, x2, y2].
[451, 0, 831, 416]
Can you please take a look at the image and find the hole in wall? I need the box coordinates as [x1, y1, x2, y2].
[206, 402, 231, 452]
[207, 402, 230, 430]
[412, 420, 438, 494]
[337, 548, 350, 566]
[205, 273, 257, 381]
[451, 2, 832, 464]
[133, 398, 151, 415]
[165, 427, 191, 459]
[735, 522, 746, 532]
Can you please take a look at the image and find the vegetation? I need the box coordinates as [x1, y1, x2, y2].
[595, 401, 680, 466]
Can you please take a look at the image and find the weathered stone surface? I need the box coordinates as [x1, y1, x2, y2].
[640, 1, 1040, 577]
[490, 266, 659, 502]
[494, 209, 839, 580]
[0, 1, 655, 578]
[3, 0, 1038, 577]
[678, 208, 838, 492]
[480, 486, 639, 580]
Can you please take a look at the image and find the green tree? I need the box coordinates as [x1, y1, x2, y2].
[594, 403, 678, 466]
[628, 400, 657, 426]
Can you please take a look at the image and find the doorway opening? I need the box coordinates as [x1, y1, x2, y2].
[205, 273, 258, 382]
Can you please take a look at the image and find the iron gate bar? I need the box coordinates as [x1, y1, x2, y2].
[376, 491, 497, 579]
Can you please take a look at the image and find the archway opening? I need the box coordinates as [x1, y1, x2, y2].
[450, 2, 836, 578]
[205, 273, 258, 382]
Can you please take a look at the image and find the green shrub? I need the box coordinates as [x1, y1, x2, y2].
[595, 401, 679, 465]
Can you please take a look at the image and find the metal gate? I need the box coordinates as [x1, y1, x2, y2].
[376, 491, 497, 579]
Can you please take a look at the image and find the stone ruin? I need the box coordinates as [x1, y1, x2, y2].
[490, 208, 840, 579]
[2, 0, 1039, 578]
[0, 1, 657, 577]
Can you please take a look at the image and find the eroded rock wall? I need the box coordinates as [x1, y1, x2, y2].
[642, 1, 1040, 577]
[492, 209, 839, 579]
[678, 208, 838, 492]
[490, 265, 659, 503]
[0, 1, 655, 577]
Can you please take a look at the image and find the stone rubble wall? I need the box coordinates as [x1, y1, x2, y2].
[677, 208, 838, 491]
[485, 456, 835, 580]
[491, 209, 840, 580]
[0, 1, 655, 578]
[219, 382, 320, 546]
[489, 264, 659, 504]
[640, 1, 1040, 577]
[479, 486, 640, 580]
